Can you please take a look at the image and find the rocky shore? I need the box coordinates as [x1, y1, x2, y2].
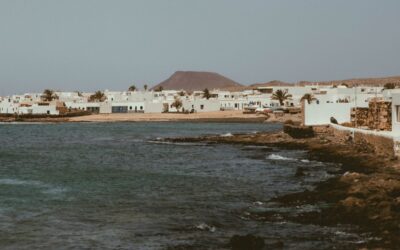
[167, 126, 400, 249]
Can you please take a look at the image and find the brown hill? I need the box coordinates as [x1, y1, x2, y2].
[152, 71, 242, 91]
[248, 76, 400, 89]
[249, 80, 293, 88]
[299, 76, 400, 87]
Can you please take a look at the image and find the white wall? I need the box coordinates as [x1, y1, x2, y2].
[304, 102, 353, 126]
[392, 93, 400, 136]
[18, 105, 59, 115]
[182, 99, 220, 112]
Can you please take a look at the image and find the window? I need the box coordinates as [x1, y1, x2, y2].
[140, 106, 143, 110]
[397, 106, 400, 122]
[200, 105, 204, 110]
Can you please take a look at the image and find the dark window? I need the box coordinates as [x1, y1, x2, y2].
[112, 106, 128, 113]
[200, 105, 204, 110]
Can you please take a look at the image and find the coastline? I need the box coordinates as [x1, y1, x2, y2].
[0, 111, 300, 124]
[166, 127, 400, 248]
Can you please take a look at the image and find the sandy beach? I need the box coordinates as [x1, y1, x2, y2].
[67, 111, 299, 123]
[68, 111, 261, 122]
[0, 110, 301, 123]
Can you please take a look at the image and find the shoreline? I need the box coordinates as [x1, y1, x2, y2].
[166, 127, 400, 248]
[0, 111, 300, 124]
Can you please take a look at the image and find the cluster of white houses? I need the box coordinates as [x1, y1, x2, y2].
[3, 84, 400, 135]
[0, 86, 310, 116]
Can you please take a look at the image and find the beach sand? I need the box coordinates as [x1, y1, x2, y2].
[68, 110, 294, 123]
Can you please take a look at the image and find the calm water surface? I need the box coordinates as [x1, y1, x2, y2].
[0, 122, 365, 249]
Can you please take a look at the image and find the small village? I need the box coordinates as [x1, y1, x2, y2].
[2, 82, 400, 131]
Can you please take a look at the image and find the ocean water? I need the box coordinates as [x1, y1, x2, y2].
[0, 122, 364, 249]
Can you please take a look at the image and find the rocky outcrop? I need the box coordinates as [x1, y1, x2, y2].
[168, 126, 400, 248]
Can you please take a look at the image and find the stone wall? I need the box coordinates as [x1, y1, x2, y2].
[329, 125, 395, 159]
[350, 99, 392, 131]
[283, 124, 315, 138]
[368, 100, 391, 130]
[351, 107, 369, 127]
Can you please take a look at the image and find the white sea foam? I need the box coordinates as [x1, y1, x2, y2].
[220, 133, 233, 137]
[301, 159, 310, 163]
[148, 140, 207, 146]
[195, 223, 216, 232]
[267, 154, 295, 161]
[42, 187, 67, 195]
[243, 145, 270, 149]
[0, 178, 67, 196]
[0, 178, 43, 186]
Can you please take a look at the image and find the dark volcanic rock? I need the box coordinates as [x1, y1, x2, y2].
[230, 234, 265, 250]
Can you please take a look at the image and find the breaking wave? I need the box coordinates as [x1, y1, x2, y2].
[195, 223, 216, 232]
[266, 154, 295, 161]
[147, 140, 207, 146]
[220, 133, 233, 137]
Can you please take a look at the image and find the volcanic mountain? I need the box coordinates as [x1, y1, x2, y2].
[152, 71, 242, 91]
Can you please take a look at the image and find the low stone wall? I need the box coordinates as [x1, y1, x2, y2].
[354, 132, 395, 158]
[330, 124, 396, 159]
[0, 111, 91, 119]
[283, 124, 315, 138]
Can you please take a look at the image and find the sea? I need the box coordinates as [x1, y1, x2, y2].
[0, 122, 370, 249]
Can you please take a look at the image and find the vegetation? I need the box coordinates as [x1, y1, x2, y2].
[384, 83, 396, 89]
[203, 88, 211, 99]
[300, 93, 317, 104]
[128, 85, 136, 91]
[41, 89, 58, 102]
[155, 86, 164, 92]
[144, 84, 148, 91]
[89, 91, 106, 102]
[178, 90, 186, 97]
[162, 103, 169, 113]
[171, 97, 183, 112]
[271, 89, 292, 106]
[340, 83, 349, 88]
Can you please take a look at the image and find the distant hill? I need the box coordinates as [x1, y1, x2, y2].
[247, 76, 400, 89]
[152, 71, 242, 91]
[298, 76, 400, 87]
[249, 80, 293, 88]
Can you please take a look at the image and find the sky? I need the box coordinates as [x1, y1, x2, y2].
[0, 0, 399, 95]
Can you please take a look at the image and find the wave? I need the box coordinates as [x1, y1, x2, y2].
[147, 140, 207, 146]
[0, 178, 67, 196]
[0, 178, 43, 186]
[266, 154, 295, 161]
[195, 223, 216, 232]
[243, 145, 271, 149]
[220, 133, 233, 137]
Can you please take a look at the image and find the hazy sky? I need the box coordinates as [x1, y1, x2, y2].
[0, 0, 399, 95]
